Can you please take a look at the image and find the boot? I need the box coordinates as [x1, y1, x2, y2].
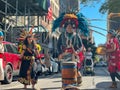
[110, 82, 117, 88]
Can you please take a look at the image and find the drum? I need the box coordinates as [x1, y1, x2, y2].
[96, 46, 106, 55]
[62, 61, 77, 87]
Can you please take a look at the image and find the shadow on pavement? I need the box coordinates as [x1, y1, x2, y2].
[96, 81, 120, 90]
[5, 88, 36, 90]
[53, 80, 62, 83]
[40, 87, 61, 90]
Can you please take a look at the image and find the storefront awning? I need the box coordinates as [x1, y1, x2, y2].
[33, 25, 48, 32]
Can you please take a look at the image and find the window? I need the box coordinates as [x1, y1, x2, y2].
[5, 44, 13, 53]
[4, 45, 7, 52]
[11, 45, 19, 54]
[5, 44, 19, 54]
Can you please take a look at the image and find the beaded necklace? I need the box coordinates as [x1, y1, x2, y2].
[65, 32, 74, 47]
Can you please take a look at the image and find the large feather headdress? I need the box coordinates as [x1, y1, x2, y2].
[52, 10, 89, 36]
[18, 26, 34, 41]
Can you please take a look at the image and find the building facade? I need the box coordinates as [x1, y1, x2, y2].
[59, 0, 79, 14]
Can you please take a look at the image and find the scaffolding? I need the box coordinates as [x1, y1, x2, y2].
[0, 0, 49, 42]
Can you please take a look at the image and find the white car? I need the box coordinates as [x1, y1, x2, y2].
[34, 55, 58, 75]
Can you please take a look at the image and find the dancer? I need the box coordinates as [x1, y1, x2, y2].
[105, 29, 120, 88]
[52, 10, 89, 88]
[18, 31, 42, 89]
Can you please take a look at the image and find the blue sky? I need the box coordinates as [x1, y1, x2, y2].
[80, 0, 107, 46]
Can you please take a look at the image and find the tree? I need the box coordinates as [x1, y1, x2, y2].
[99, 0, 120, 14]
[80, 0, 120, 14]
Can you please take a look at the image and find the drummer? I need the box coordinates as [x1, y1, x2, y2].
[52, 11, 89, 62]
[57, 16, 84, 88]
[52, 11, 89, 88]
[57, 22, 83, 60]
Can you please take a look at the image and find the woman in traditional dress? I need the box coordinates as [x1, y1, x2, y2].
[18, 34, 42, 89]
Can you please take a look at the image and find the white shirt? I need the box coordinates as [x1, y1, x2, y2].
[85, 51, 92, 59]
[0, 43, 4, 53]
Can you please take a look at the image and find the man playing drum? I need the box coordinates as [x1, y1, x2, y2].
[52, 11, 89, 89]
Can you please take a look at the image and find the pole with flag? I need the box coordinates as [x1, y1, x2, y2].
[46, 0, 53, 20]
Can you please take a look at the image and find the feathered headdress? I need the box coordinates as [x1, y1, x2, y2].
[52, 10, 89, 36]
[18, 26, 34, 41]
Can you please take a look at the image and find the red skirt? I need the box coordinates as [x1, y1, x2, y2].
[108, 61, 120, 73]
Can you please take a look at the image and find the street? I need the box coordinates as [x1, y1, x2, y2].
[0, 0, 120, 90]
[1, 66, 120, 90]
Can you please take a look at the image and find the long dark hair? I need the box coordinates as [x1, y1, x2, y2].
[23, 36, 34, 48]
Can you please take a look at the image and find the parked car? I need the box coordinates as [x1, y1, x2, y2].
[35, 54, 46, 74]
[0, 41, 21, 84]
[35, 54, 58, 75]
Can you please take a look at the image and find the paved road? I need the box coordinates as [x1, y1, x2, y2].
[0, 67, 120, 90]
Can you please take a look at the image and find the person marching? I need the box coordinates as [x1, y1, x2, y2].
[52, 10, 89, 89]
[105, 29, 120, 88]
[18, 30, 42, 89]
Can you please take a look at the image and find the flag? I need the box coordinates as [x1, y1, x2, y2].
[47, 6, 52, 20]
[46, 0, 52, 20]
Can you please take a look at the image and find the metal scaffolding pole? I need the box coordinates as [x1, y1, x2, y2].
[1, 0, 23, 15]
[27, 8, 30, 31]
[37, 15, 39, 31]
[4, 0, 8, 41]
[16, 0, 18, 26]
[24, 2, 27, 28]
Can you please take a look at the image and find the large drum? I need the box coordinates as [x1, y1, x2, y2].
[96, 46, 106, 55]
[62, 61, 77, 87]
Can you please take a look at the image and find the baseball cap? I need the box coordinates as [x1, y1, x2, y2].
[0, 31, 3, 36]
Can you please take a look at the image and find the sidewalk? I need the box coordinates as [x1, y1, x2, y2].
[38, 73, 120, 90]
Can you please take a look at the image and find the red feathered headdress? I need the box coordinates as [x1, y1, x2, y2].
[60, 13, 78, 29]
